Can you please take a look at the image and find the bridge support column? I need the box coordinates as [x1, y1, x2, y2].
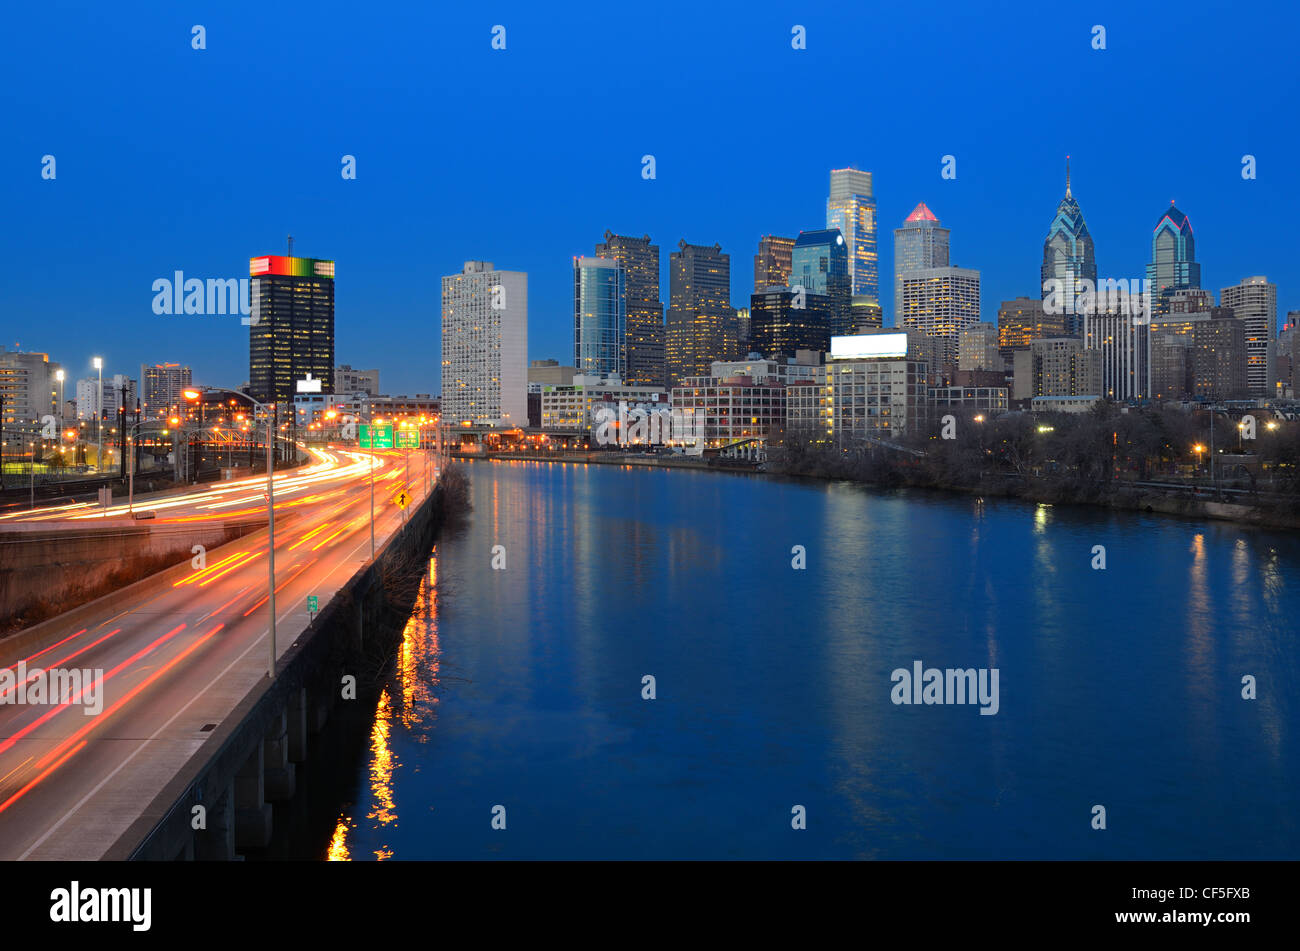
[234, 744, 272, 850]
[194, 781, 236, 861]
[264, 708, 296, 801]
[288, 687, 309, 763]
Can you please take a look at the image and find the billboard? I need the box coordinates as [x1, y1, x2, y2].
[830, 333, 909, 359]
[249, 256, 336, 279]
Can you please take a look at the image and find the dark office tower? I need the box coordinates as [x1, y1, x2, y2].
[595, 231, 664, 387]
[790, 229, 851, 336]
[749, 288, 830, 357]
[754, 235, 795, 290]
[1041, 157, 1097, 337]
[1146, 202, 1201, 317]
[665, 240, 735, 388]
[249, 254, 335, 404]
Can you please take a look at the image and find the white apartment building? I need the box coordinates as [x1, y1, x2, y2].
[441, 261, 528, 428]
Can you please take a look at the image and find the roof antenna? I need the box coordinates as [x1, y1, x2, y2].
[1065, 155, 1071, 198]
[287, 234, 294, 258]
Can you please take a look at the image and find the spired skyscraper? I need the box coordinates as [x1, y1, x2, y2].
[826, 168, 878, 305]
[248, 253, 335, 404]
[594, 232, 664, 387]
[1147, 202, 1201, 317]
[1041, 157, 1097, 337]
[893, 202, 950, 326]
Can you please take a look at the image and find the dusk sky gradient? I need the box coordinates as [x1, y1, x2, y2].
[3, 0, 1297, 395]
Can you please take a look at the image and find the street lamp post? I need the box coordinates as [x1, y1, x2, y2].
[92, 357, 103, 473]
[187, 387, 278, 678]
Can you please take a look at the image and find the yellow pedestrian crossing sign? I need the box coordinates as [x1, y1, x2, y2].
[394, 490, 410, 509]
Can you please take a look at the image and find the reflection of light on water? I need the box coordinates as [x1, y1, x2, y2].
[1033, 503, 1051, 533]
[326, 817, 352, 861]
[368, 689, 398, 841]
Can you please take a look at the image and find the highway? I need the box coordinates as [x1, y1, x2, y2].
[0, 446, 437, 859]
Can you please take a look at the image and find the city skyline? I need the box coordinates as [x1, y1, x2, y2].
[4, 4, 1296, 396]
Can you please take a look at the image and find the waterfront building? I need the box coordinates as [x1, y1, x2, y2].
[441, 260, 528, 428]
[539, 375, 666, 437]
[665, 241, 735, 388]
[1012, 337, 1102, 401]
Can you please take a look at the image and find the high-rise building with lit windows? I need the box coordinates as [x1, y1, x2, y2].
[1220, 276, 1277, 397]
[665, 240, 734, 388]
[248, 254, 335, 403]
[826, 168, 878, 304]
[441, 261, 528, 427]
[573, 256, 626, 380]
[595, 232, 664, 387]
[893, 203, 950, 326]
[898, 266, 981, 376]
[791, 229, 851, 337]
[1041, 158, 1097, 337]
[1147, 202, 1201, 317]
[754, 235, 795, 290]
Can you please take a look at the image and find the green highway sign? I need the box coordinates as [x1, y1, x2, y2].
[307, 595, 318, 612]
[395, 430, 419, 449]
[360, 423, 393, 449]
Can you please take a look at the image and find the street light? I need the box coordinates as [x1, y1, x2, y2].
[92, 357, 103, 472]
[186, 386, 279, 678]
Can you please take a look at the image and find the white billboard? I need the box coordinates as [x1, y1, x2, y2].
[830, 333, 908, 359]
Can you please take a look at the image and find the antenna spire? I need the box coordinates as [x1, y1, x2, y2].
[287, 234, 294, 258]
[1065, 155, 1071, 198]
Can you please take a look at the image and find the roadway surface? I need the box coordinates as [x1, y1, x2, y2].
[0, 445, 437, 859]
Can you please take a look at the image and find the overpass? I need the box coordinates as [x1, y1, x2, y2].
[0, 445, 443, 859]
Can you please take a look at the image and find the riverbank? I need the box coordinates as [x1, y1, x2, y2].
[455, 449, 1300, 530]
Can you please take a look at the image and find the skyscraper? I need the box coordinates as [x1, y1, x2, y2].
[826, 168, 878, 304]
[573, 256, 626, 380]
[595, 232, 664, 387]
[997, 297, 1066, 359]
[248, 254, 336, 403]
[665, 241, 734, 388]
[139, 363, 191, 418]
[1221, 276, 1278, 396]
[754, 235, 795, 290]
[749, 287, 831, 358]
[1041, 158, 1097, 337]
[893, 202, 950, 326]
[898, 266, 981, 376]
[791, 229, 851, 337]
[1147, 202, 1201, 317]
[441, 261, 528, 427]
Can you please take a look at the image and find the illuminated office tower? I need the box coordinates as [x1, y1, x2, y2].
[595, 232, 664, 387]
[248, 254, 336, 403]
[441, 261, 528, 427]
[1220, 276, 1277, 397]
[139, 363, 192, 418]
[1147, 202, 1201, 317]
[893, 203, 950, 326]
[997, 297, 1066, 359]
[665, 240, 734, 388]
[898, 266, 981, 375]
[1041, 158, 1097, 337]
[749, 287, 831, 357]
[573, 256, 627, 380]
[791, 229, 851, 337]
[754, 235, 795, 290]
[826, 168, 878, 304]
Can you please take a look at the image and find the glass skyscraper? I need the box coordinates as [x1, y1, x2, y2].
[1041, 159, 1097, 337]
[893, 202, 950, 326]
[573, 256, 626, 380]
[1147, 202, 1201, 317]
[594, 232, 663, 387]
[826, 168, 878, 305]
[791, 229, 851, 337]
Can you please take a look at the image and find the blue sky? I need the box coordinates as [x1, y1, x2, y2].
[2, 0, 1296, 394]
